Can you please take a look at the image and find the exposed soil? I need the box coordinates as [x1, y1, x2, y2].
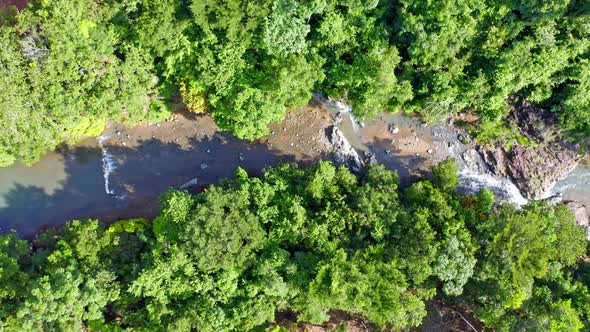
[418, 301, 482, 332]
[321, 96, 450, 185]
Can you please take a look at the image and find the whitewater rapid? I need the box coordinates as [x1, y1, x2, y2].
[324, 96, 530, 206]
[97, 134, 116, 195]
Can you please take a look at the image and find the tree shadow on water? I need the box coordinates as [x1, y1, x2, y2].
[364, 137, 431, 188]
[0, 145, 111, 237]
[0, 132, 329, 238]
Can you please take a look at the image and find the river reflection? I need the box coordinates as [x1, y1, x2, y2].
[0, 143, 108, 236]
[1, 99, 588, 236]
[0, 118, 329, 237]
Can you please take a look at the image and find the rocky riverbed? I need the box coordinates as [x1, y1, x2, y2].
[0, 95, 588, 236]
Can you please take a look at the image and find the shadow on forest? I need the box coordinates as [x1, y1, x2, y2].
[0, 131, 329, 238]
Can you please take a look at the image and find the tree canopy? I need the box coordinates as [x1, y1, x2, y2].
[0, 161, 587, 331]
[1, 0, 588, 165]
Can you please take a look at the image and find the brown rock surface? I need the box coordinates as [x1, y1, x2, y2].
[479, 101, 584, 198]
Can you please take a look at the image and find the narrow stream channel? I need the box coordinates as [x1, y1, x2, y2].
[0, 97, 588, 236]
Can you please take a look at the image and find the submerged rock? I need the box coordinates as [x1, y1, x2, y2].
[541, 192, 564, 206]
[179, 178, 198, 190]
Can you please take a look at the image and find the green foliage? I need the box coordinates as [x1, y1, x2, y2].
[311, 2, 412, 117]
[0, 0, 164, 165]
[263, 0, 310, 57]
[0, 234, 29, 315]
[431, 158, 459, 193]
[466, 202, 589, 330]
[3, 0, 589, 165]
[394, 0, 590, 132]
[555, 59, 590, 138]
[1, 161, 585, 330]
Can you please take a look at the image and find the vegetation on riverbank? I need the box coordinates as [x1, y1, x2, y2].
[1, 0, 589, 166]
[0, 160, 588, 331]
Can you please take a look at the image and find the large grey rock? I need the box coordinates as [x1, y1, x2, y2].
[479, 147, 509, 177]
[462, 148, 489, 174]
[329, 126, 363, 171]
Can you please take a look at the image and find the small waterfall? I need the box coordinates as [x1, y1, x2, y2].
[322, 96, 370, 152]
[445, 142, 529, 206]
[327, 97, 352, 114]
[347, 112, 360, 133]
[457, 168, 529, 206]
[97, 135, 117, 195]
[319, 93, 531, 206]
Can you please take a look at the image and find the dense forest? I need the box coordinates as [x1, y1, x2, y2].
[1, 0, 589, 166]
[1, 1, 589, 330]
[0, 160, 588, 331]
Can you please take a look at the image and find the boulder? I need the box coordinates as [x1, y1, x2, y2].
[388, 124, 400, 134]
[333, 112, 344, 125]
[458, 134, 472, 145]
[479, 146, 509, 177]
[364, 151, 378, 166]
[329, 126, 363, 171]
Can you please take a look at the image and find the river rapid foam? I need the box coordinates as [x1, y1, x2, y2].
[97, 134, 117, 196]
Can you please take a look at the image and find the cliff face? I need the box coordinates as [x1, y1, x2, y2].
[479, 101, 584, 199]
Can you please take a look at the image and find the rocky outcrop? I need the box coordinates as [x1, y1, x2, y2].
[328, 126, 363, 172]
[478, 101, 584, 199]
[479, 147, 508, 177]
[506, 144, 580, 198]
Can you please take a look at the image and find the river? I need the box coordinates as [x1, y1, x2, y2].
[0, 97, 588, 236]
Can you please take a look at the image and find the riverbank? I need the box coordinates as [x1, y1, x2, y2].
[0, 96, 444, 236]
[0, 103, 332, 236]
[0, 96, 588, 237]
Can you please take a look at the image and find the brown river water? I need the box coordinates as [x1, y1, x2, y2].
[0, 96, 588, 237]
